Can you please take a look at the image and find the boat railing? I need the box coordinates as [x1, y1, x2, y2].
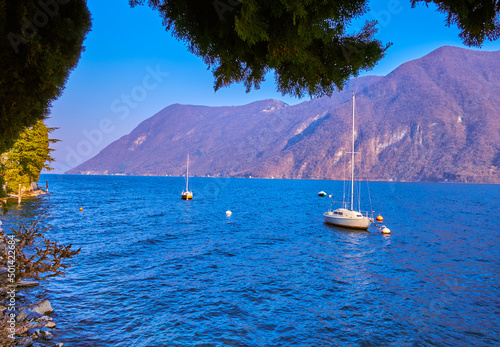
[329, 201, 374, 216]
[329, 200, 349, 208]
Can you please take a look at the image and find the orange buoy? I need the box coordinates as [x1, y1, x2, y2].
[79, 207, 83, 211]
[376, 215, 383, 222]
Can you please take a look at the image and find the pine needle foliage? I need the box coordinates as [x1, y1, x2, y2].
[130, 0, 390, 98]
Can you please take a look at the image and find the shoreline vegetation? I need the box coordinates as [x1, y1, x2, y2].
[0, 218, 80, 347]
[0, 116, 73, 347]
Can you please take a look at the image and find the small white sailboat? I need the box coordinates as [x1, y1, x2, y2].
[181, 154, 193, 200]
[324, 93, 372, 230]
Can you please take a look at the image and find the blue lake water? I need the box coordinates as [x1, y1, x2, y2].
[2, 174, 500, 346]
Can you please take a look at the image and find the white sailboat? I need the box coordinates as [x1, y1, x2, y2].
[181, 154, 193, 200]
[324, 93, 372, 230]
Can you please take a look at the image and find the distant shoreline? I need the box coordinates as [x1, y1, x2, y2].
[42, 173, 500, 185]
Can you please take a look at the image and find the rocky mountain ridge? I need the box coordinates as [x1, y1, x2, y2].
[68, 46, 500, 183]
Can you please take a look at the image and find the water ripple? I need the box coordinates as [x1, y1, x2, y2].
[2, 175, 499, 346]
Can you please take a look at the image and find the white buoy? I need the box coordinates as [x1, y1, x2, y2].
[381, 226, 391, 234]
[226, 210, 232, 216]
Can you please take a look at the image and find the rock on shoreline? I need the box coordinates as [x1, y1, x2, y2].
[0, 222, 64, 347]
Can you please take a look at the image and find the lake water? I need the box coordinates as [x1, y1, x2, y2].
[2, 174, 499, 346]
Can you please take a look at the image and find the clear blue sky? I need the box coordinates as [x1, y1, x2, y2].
[47, 0, 500, 173]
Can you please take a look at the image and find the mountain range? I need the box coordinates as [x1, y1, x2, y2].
[68, 46, 500, 183]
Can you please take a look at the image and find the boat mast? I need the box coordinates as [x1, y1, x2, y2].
[186, 154, 189, 191]
[351, 93, 355, 211]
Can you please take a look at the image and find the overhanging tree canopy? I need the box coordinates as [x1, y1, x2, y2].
[0, 0, 91, 154]
[130, 0, 390, 98]
[130, 0, 499, 98]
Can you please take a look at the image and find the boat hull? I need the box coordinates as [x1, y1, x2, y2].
[323, 211, 371, 230]
[181, 192, 193, 200]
